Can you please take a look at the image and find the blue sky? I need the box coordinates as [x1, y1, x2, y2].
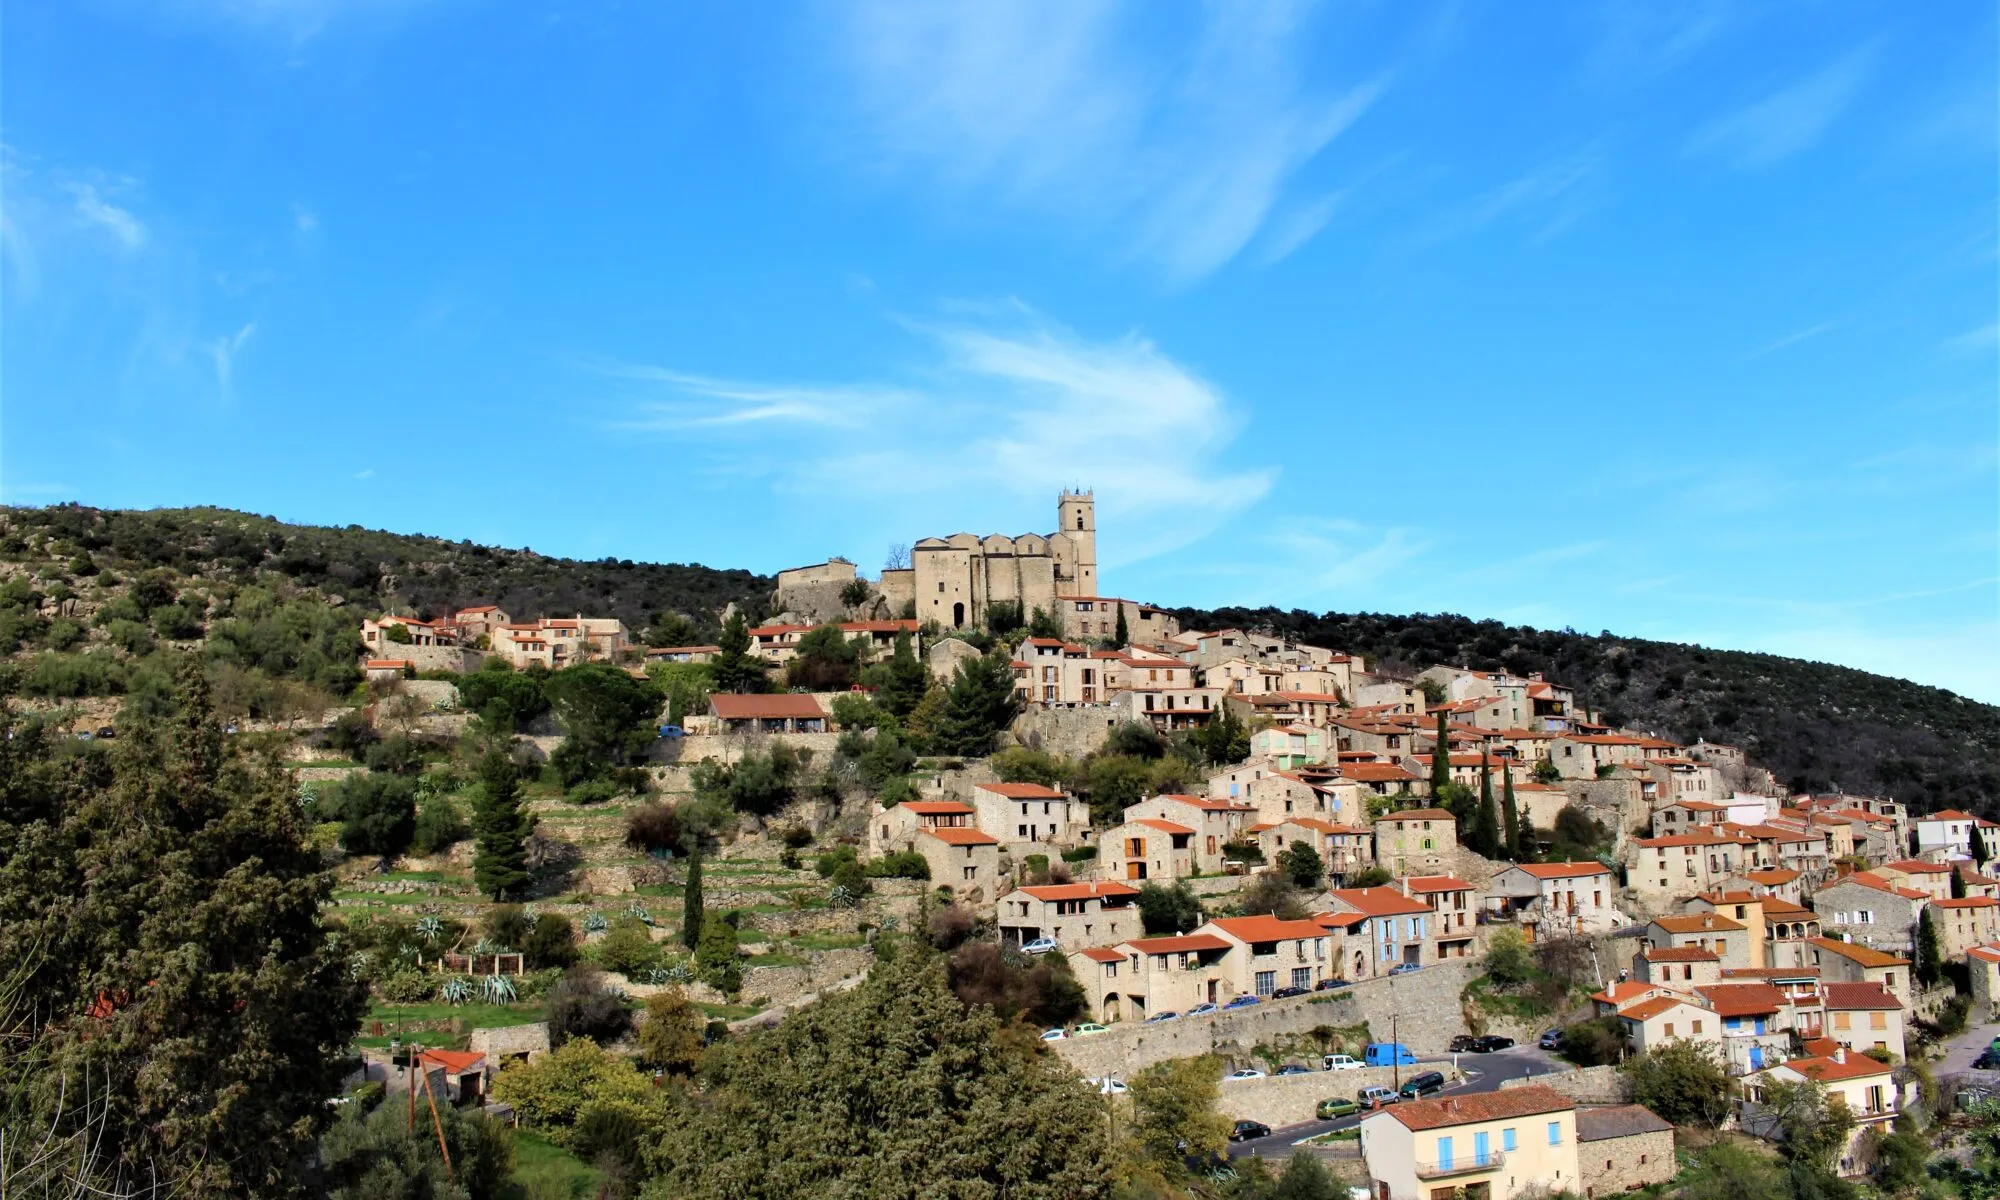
[3, 2, 1996, 700]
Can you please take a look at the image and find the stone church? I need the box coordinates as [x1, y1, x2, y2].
[878, 491, 1097, 630]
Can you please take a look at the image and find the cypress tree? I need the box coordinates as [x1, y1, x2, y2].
[1976, 826, 1991, 870]
[1914, 907, 1943, 987]
[1472, 753, 1501, 858]
[1501, 766, 1523, 861]
[1430, 709, 1452, 796]
[472, 750, 534, 900]
[1952, 866, 1969, 899]
[1113, 604, 1129, 647]
[682, 845, 705, 951]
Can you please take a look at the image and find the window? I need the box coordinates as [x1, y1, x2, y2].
[1870, 1011, 1886, 1030]
[1502, 1129, 1517, 1152]
[1255, 971, 1276, 996]
[1693, 1020, 1703, 1034]
[1665, 1023, 1675, 1037]
[962, 866, 977, 881]
[1547, 1122, 1562, 1146]
[1833, 1012, 1850, 1030]
[1293, 967, 1312, 989]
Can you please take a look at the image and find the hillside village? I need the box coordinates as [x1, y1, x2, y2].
[2, 498, 1995, 1200]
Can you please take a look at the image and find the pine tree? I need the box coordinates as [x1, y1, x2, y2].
[932, 651, 1021, 756]
[712, 610, 764, 694]
[1501, 766, 1523, 861]
[878, 631, 928, 720]
[1430, 709, 1452, 796]
[682, 846, 705, 950]
[1976, 826, 1991, 870]
[472, 750, 534, 900]
[1471, 753, 1501, 858]
[1113, 603, 1129, 647]
[1952, 866, 1969, 899]
[1914, 907, 1943, 987]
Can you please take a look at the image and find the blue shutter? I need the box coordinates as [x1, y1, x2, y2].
[1474, 1132, 1490, 1165]
[1437, 1137, 1453, 1170]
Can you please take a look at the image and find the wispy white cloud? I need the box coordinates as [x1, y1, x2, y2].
[1688, 49, 1875, 168]
[1421, 148, 1601, 245]
[209, 322, 256, 396]
[1750, 320, 1838, 357]
[354, 468, 376, 480]
[602, 308, 1276, 565]
[293, 204, 319, 233]
[1944, 322, 2000, 354]
[818, 1, 1387, 282]
[1581, 0, 1735, 86]
[67, 182, 146, 248]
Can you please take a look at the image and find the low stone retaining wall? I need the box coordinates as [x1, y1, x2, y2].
[1052, 959, 1479, 1078]
[1216, 1064, 1467, 1127]
[1499, 1063, 1632, 1105]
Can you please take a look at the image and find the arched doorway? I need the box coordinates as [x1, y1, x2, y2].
[952, 601, 966, 626]
[1104, 994, 1121, 1022]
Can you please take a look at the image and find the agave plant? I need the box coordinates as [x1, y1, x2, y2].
[665, 962, 694, 984]
[347, 951, 373, 981]
[438, 976, 475, 1006]
[415, 916, 445, 943]
[828, 885, 856, 909]
[879, 916, 900, 932]
[471, 938, 503, 956]
[624, 900, 654, 925]
[639, 967, 672, 986]
[480, 974, 518, 1004]
[583, 913, 609, 934]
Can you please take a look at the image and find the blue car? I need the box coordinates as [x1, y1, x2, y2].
[1186, 1002, 1219, 1017]
[1223, 994, 1263, 1010]
[658, 725, 687, 739]
[1388, 963, 1422, 976]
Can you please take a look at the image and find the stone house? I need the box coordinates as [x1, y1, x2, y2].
[871, 800, 976, 858]
[1695, 982, 1794, 1073]
[1812, 873, 1925, 954]
[1873, 859, 1954, 901]
[1374, 808, 1458, 877]
[1324, 886, 1433, 979]
[1067, 932, 1235, 1022]
[362, 614, 451, 649]
[916, 826, 1001, 900]
[1550, 733, 1673, 779]
[970, 781, 1088, 849]
[1649, 799, 1727, 837]
[1405, 876, 1478, 959]
[1916, 809, 1998, 858]
[1205, 758, 1282, 801]
[1931, 896, 2000, 960]
[908, 491, 1096, 631]
[1645, 913, 1752, 971]
[1202, 915, 1333, 998]
[1736, 868, 1805, 905]
[1615, 994, 1719, 1056]
[1122, 794, 1258, 872]
[646, 644, 719, 664]
[1485, 862, 1619, 938]
[708, 693, 827, 734]
[1819, 982, 1905, 1060]
[996, 881, 1140, 949]
[1330, 718, 1410, 757]
[1577, 1105, 1676, 1198]
[1625, 830, 1763, 912]
[1807, 938, 1912, 1007]
[1645, 757, 1725, 805]
[364, 658, 415, 682]
[1249, 724, 1325, 768]
[1114, 685, 1223, 733]
[1636, 945, 1722, 987]
[1969, 942, 2000, 1021]
[450, 605, 511, 642]
[1743, 1049, 1900, 1176]
[1761, 898, 1824, 968]
[1341, 761, 1425, 798]
[1687, 892, 1768, 968]
[1097, 818, 1195, 883]
[1360, 1085, 1580, 1200]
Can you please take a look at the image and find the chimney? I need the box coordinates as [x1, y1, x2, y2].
[1833, 1047, 1846, 1064]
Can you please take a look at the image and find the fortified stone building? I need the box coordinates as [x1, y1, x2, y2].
[879, 490, 1098, 630]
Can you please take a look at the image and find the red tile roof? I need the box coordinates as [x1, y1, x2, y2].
[1017, 882, 1141, 903]
[1619, 996, 1701, 1022]
[1652, 913, 1745, 934]
[1403, 875, 1475, 893]
[922, 827, 999, 847]
[1126, 933, 1231, 954]
[1378, 808, 1456, 822]
[1820, 982, 1901, 1010]
[416, 1049, 487, 1074]
[1382, 1085, 1574, 1132]
[1513, 862, 1612, 880]
[902, 801, 975, 816]
[1129, 818, 1195, 835]
[1208, 915, 1327, 942]
[1643, 946, 1719, 962]
[978, 782, 1068, 800]
[711, 694, 828, 720]
[1696, 983, 1785, 1016]
[1810, 937, 1909, 968]
[1780, 1051, 1893, 1084]
[1075, 947, 1125, 964]
[1328, 887, 1431, 917]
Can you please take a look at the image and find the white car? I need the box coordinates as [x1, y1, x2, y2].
[1224, 1068, 1267, 1081]
[1021, 938, 1060, 955]
[1040, 1028, 1067, 1041]
[1088, 1077, 1129, 1095]
[1322, 1054, 1363, 1071]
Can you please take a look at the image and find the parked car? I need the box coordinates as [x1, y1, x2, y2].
[1040, 1028, 1067, 1041]
[1223, 994, 1263, 1010]
[1976, 1050, 2000, 1070]
[1224, 1068, 1267, 1081]
[1399, 1071, 1447, 1099]
[1316, 1096, 1360, 1120]
[1275, 1064, 1313, 1076]
[1021, 938, 1060, 955]
[1146, 1011, 1181, 1024]
[1090, 1077, 1128, 1095]
[1388, 963, 1422, 976]
[1449, 1035, 1479, 1053]
[1229, 1120, 1271, 1142]
[1186, 1003, 1219, 1017]
[1471, 1035, 1515, 1052]
[1322, 1054, 1363, 1071]
[656, 725, 687, 739]
[95, 726, 116, 739]
[1075, 1022, 1109, 1037]
[1358, 1086, 1400, 1110]
[1271, 985, 1309, 999]
[1314, 978, 1352, 991]
[1364, 1043, 1418, 1067]
[1538, 1029, 1564, 1051]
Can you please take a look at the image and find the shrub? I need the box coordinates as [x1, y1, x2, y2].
[1483, 928, 1533, 988]
[410, 799, 469, 856]
[325, 708, 379, 756]
[1221, 839, 1265, 864]
[566, 778, 621, 807]
[1060, 845, 1098, 863]
[490, 1037, 665, 1148]
[374, 967, 434, 1004]
[816, 845, 860, 878]
[363, 735, 424, 776]
[1627, 1040, 1732, 1128]
[776, 824, 814, 849]
[694, 916, 742, 994]
[1558, 1016, 1625, 1067]
[544, 966, 632, 1048]
[522, 913, 579, 971]
[865, 850, 931, 881]
[625, 800, 686, 855]
[1022, 853, 1051, 884]
[591, 918, 663, 977]
[324, 772, 416, 858]
[483, 905, 533, 951]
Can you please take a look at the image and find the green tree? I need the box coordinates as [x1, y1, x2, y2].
[786, 623, 863, 690]
[1429, 709, 1451, 794]
[1501, 767, 1524, 860]
[637, 987, 705, 1076]
[457, 660, 550, 731]
[645, 944, 1110, 1199]
[316, 1096, 515, 1200]
[646, 660, 713, 728]
[1532, 758, 1563, 785]
[1136, 879, 1204, 935]
[1128, 1055, 1230, 1169]
[931, 650, 1021, 756]
[1627, 1040, 1732, 1128]
[1279, 840, 1325, 890]
[644, 609, 699, 649]
[0, 662, 366, 1194]
[711, 610, 765, 694]
[1755, 1078, 1855, 1170]
[472, 750, 534, 900]
[1198, 705, 1251, 765]
[1677, 1140, 1786, 1200]
[1915, 906, 1943, 987]
[384, 621, 413, 644]
[695, 915, 742, 993]
[1028, 607, 1064, 639]
[326, 771, 418, 857]
[1470, 754, 1501, 858]
[491, 1036, 666, 1148]
[544, 662, 662, 782]
[1269, 1151, 1342, 1200]
[681, 848, 705, 950]
[1484, 927, 1533, 988]
[1954, 865, 1970, 899]
[875, 631, 929, 720]
[1976, 825, 1992, 869]
[1557, 1015, 1626, 1066]
[1113, 604, 1129, 647]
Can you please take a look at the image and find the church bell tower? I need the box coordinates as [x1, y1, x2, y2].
[1057, 490, 1096, 597]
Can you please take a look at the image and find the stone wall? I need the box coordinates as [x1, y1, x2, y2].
[1499, 1065, 1633, 1105]
[468, 1023, 550, 1062]
[1562, 779, 1649, 845]
[1051, 959, 1480, 1078]
[1216, 1064, 1466, 1127]
[1010, 706, 1124, 760]
[738, 947, 874, 1011]
[1580, 1127, 1676, 1197]
[367, 645, 474, 674]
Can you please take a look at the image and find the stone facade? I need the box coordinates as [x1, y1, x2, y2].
[1499, 1066, 1634, 1106]
[1577, 1106, 1677, 1198]
[912, 492, 1096, 630]
[467, 1022, 550, 1064]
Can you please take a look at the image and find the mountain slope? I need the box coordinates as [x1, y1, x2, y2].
[1172, 605, 2000, 819]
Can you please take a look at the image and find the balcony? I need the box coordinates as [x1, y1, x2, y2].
[1416, 1153, 1506, 1180]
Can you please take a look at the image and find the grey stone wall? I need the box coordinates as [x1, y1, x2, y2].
[1499, 1065, 1633, 1105]
[1216, 1064, 1467, 1127]
[1562, 779, 1649, 845]
[1581, 1128, 1676, 1197]
[1010, 707, 1124, 760]
[1051, 959, 1480, 1078]
[468, 1023, 550, 1062]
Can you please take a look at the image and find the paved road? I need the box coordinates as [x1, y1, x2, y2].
[1938, 1018, 2000, 1076]
[1226, 1045, 1566, 1160]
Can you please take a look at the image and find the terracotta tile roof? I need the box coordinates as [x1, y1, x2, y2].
[1125, 933, 1231, 954]
[1403, 875, 1475, 893]
[1513, 862, 1613, 880]
[1968, 942, 2000, 964]
[922, 827, 999, 847]
[1017, 882, 1140, 902]
[1926, 810, 1979, 821]
[416, 1049, 487, 1074]
[1328, 886, 1431, 917]
[1129, 818, 1195, 835]
[977, 782, 1068, 800]
[1075, 947, 1125, 964]
[1314, 911, 1369, 931]
[1378, 808, 1455, 822]
[901, 801, 975, 816]
[1810, 937, 1910, 968]
[1652, 913, 1745, 935]
[1382, 1084, 1574, 1132]
[1643, 946, 1720, 962]
[1342, 764, 1421, 783]
[1721, 966, 1820, 981]
[1576, 1105, 1674, 1141]
[1762, 898, 1815, 917]
[1696, 983, 1785, 1016]
[711, 694, 828, 720]
[1208, 915, 1328, 942]
[1590, 981, 1665, 1006]
[1619, 996, 1699, 1022]
[1779, 1051, 1893, 1084]
[1747, 869, 1801, 884]
[1632, 831, 1755, 848]
[1154, 794, 1255, 812]
[1820, 982, 1901, 1010]
[1879, 859, 1951, 875]
[364, 659, 415, 669]
[1933, 897, 2000, 909]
